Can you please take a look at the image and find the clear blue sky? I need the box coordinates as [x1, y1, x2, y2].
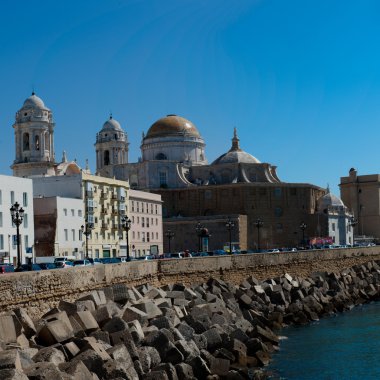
[2, 0, 380, 195]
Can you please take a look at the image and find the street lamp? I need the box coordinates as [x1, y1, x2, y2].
[165, 230, 175, 253]
[254, 218, 264, 252]
[10, 202, 24, 271]
[81, 222, 94, 259]
[225, 218, 235, 254]
[300, 222, 307, 248]
[121, 215, 132, 261]
[195, 222, 204, 252]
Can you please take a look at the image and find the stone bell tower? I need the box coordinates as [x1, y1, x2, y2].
[11, 93, 56, 177]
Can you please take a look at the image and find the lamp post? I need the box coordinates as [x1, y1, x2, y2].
[254, 218, 264, 252]
[165, 230, 175, 253]
[225, 218, 235, 254]
[195, 222, 204, 252]
[300, 222, 307, 248]
[10, 202, 24, 271]
[81, 222, 94, 259]
[121, 215, 132, 261]
[349, 217, 358, 245]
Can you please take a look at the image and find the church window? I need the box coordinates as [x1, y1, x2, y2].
[23, 133, 30, 151]
[35, 135, 40, 150]
[159, 172, 167, 186]
[290, 188, 297, 195]
[104, 150, 110, 165]
[24, 112, 27, 116]
[276, 223, 283, 232]
[156, 153, 167, 160]
[274, 188, 282, 198]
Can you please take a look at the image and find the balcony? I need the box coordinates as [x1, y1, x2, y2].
[101, 222, 107, 229]
[86, 190, 94, 197]
[100, 207, 107, 215]
[100, 192, 107, 200]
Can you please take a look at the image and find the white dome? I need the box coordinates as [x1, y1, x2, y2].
[102, 116, 122, 131]
[22, 93, 46, 109]
[318, 190, 345, 212]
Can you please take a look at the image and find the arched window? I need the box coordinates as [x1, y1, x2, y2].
[155, 153, 167, 160]
[104, 150, 110, 165]
[35, 135, 40, 150]
[23, 133, 30, 151]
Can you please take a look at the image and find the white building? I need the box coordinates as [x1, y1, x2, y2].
[0, 175, 34, 264]
[317, 188, 354, 246]
[129, 190, 163, 257]
[34, 197, 84, 258]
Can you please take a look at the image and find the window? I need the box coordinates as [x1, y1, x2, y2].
[0, 212, 2, 227]
[290, 188, 297, 195]
[35, 135, 40, 150]
[78, 210, 82, 217]
[79, 230, 83, 241]
[10, 191, 14, 204]
[23, 192, 28, 207]
[138, 232, 140, 239]
[274, 188, 282, 198]
[63, 208, 67, 216]
[150, 204, 153, 213]
[155, 205, 158, 214]
[133, 231, 135, 239]
[276, 223, 283, 232]
[23, 133, 30, 151]
[24, 235, 28, 250]
[132, 216, 135, 223]
[147, 218, 150, 228]
[132, 201, 135, 212]
[332, 223, 336, 232]
[0, 235, 3, 250]
[72, 229, 75, 241]
[95, 232, 99, 240]
[64, 229, 68, 241]
[71, 209, 75, 216]
[0, 190, 2, 204]
[142, 232, 145, 242]
[23, 214, 28, 228]
[104, 150, 110, 165]
[156, 232, 158, 240]
[147, 232, 150, 242]
[156, 218, 158, 226]
[142, 217, 145, 227]
[137, 202, 140, 212]
[159, 172, 167, 186]
[137, 216, 140, 224]
[155, 153, 167, 160]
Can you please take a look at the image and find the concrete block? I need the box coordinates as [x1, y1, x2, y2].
[92, 303, 120, 326]
[79, 341, 111, 361]
[128, 320, 144, 343]
[175, 363, 194, 379]
[32, 347, 66, 365]
[107, 344, 133, 369]
[13, 308, 36, 338]
[187, 356, 211, 379]
[72, 311, 99, 333]
[133, 300, 162, 319]
[210, 357, 230, 376]
[0, 349, 22, 370]
[37, 320, 74, 345]
[109, 330, 139, 360]
[202, 328, 222, 350]
[23, 362, 67, 379]
[102, 316, 128, 334]
[63, 341, 80, 359]
[152, 363, 178, 380]
[122, 306, 148, 324]
[58, 300, 78, 316]
[0, 315, 17, 344]
[0, 368, 28, 380]
[68, 315, 86, 338]
[112, 283, 130, 303]
[75, 300, 96, 313]
[59, 360, 93, 380]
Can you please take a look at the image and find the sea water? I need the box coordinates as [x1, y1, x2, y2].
[267, 302, 380, 380]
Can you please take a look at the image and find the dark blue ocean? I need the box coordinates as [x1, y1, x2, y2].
[267, 302, 380, 380]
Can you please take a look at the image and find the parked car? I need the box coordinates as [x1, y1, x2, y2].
[88, 258, 102, 265]
[55, 261, 74, 268]
[0, 264, 14, 274]
[73, 259, 92, 266]
[266, 249, 280, 253]
[20, 264, 42, 271]
[39, 262, 57, 270]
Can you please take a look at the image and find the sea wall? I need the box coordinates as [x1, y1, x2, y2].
[2, 247, 380, 318]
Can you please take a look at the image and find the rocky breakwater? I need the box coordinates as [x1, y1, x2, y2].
[0, 260, 380, 380]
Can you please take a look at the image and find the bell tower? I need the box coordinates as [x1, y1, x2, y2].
[11, 93, 56, 177]
[95, 115, 129, 177]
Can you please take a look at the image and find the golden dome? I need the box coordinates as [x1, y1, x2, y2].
[146, 115, 200, 138]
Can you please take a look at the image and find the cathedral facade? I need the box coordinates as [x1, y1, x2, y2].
[94, 114, 340, 250]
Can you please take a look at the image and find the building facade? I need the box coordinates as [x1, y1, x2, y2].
[0, 175, 34, 264]
[129, 190, 163, 257]
[340, 168, 380, 241]
[34, 196, 84, 258]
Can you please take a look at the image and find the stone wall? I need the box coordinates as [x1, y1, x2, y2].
[2, 247, 380, 318]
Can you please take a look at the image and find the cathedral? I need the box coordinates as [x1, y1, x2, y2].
[94, 114, 353, 251]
